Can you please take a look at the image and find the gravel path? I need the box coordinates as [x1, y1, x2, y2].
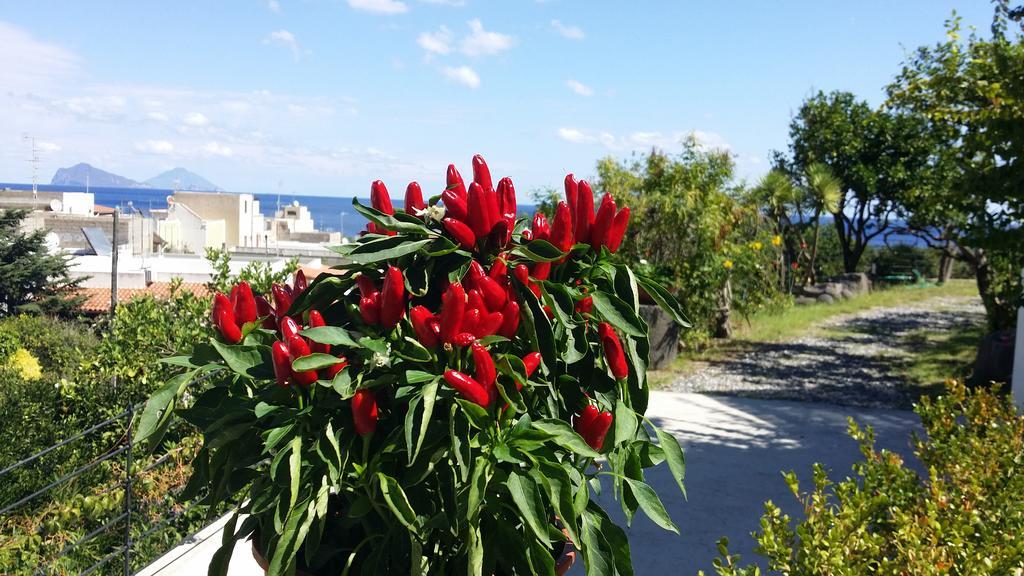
[670, 295, 986, 409]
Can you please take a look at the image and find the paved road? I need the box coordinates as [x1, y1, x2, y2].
[142, 392, 919, 576]
[672, 296, 985, 408]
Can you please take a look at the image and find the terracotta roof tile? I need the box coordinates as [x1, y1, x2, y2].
[76, 282, 210, 314]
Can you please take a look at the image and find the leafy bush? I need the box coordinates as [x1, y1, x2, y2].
[707, 381, 1024, 575]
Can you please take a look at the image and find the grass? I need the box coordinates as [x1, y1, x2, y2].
[896, 322, 985, 389]
[648, 279, 981, 388]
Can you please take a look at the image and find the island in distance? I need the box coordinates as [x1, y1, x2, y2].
[50, 163, 221, 192]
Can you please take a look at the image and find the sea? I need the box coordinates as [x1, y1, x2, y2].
[0, 182, 921, 246]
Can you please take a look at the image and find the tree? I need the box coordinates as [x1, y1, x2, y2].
[0, 210, 83, 317]
[803, 163, 843, 284]
[782, 91, 933, 273]
[887, 7, 1024, 330]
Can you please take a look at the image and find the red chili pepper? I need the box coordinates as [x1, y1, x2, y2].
[444, 369, 491, 407]
[531, 212, 550, 241]
[575, 296, 593, 315]
[496, 177, 516, 220]
[488, 218, 511, 249]
[564, 174, 579, 223]
[467, 182, 493, 239]
[465, 260, 486, 289]
[447, 163, 468, 200]
[521, 229, 534, 242]
[307, 310, 330, 354]
[607, 207, 630, 253]
[442, 189, 470, 222]
[477, 276, 507, 311]
[489, 258, 508, 281]
[371, 180, 395, 215]
[476, 311, 504, 337]
[551, 201, 574, 253]
[443, 217, 476, 250]
[288, 335, 318, 386]
[359, 294, 380, 325]
[271, 284, 293, 318]
[467, 289, 487, 314]
[461, 308, 481, 337]
[598, 322, 629, 380]
[409, 306, 439, 348]
[472, 154, 493, 192]
[356, 274, 378, 299]
[471, 342, 498, 404]
[405, 181, 425, 215]
[293, 270, 308, 295]
[591, 193, 617, 250]
[279, 316, 301, 342]
[521, 352, 542, 377]
[440, 282, 466, 344]
[575, 404, 599, 444]
[232, 281, 258, 326]
[378, 266, 406, 329]
[531, 261, 551, 281]
[590, 411, 613, 450]
[229, 284, 239, 307]
[453, 332, 476, 347]
[512, 264, 530, 286]
[271, 341, 292, 387]
[575, 180, 595, 244]
[351, 389, 378, 436]
[212, 293, 242, 343]
[255, 295, 276, 329]
[498, 300, 520, 338]
[322, 356, 348, 380]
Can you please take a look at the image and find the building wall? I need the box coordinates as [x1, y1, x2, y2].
[164, 202, 224, 254]
[173, 191, 259, 249]
[0, 190, 95, 215]
[22, 212, 130, 251]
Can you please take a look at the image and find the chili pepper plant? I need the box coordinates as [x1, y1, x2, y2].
[138, 155, 690, 576]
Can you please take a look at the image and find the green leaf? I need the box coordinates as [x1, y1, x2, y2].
[456, 399, 491, 430]
[136, 370, 193, 450]
[506, 472, 552, 545]
[352, 197, 433, 235]
[590, 291, 647, 337]
[409, 378, 438, 463]
[511, 239, 565, 262]
[530, 462, 580, 547]
[211, 339, 272, 379]
[655, 425, 687, 498]
[328, 367, 355, 399]
[532, 419, 600, 458]
[394, 336, 432, 363]
[614, 400, 638, 446]
[623, 477, 679, 533]
[348, 237, 433, 264]
[405, 370, 435, 384]
[292, 352, 343, 372]
[377, 473, 418, 530]
[301, 326, 361, 348]
[636, 274, 691, 327]
[288, 435, 302, 510]
[581, 510, 616, 576]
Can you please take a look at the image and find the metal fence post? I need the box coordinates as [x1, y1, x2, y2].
[123, 403, 133, 576]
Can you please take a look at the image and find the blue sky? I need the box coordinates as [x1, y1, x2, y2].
[0, 1, 994, 197]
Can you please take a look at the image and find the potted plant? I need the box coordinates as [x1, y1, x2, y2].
[138, 155, 689, 575]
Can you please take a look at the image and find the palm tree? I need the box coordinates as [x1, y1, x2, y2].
[804, 163, 842, 284]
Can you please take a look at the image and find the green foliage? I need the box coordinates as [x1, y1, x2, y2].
[597, 138, 785, 342]
[205, 247, 299, 295]
[886, 9, 1024, 329]
[0, 209, 84, 317]
[140, 188, 689, 575]
[708, 381, 1024, 575]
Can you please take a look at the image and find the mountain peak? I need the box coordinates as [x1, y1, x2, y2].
[50, 163, 142, 188]
[145, 167, 221, 191]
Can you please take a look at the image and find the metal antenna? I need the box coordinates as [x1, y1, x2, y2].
[22, 134, 39, 197]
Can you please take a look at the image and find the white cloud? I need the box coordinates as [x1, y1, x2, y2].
[263, 29, 302, 60]
[201, 141, 233, 157]
[37, 141, 62, 154]
[442, 65, 480, 88]
[347, 0, 408, 14]
[550, 20, 584, 40]
[183, 112, 210, 127]
[268, 0, 281, 12]
[460, 19, 514, 57]
[0, 21, 80, 88]
[136, 140, 175, 155]
[565, 79, 593, 97]
[557, 128, 591, 144]
[147, 111, 169, 123]
[418, 26, 453, 54]
[557, 128, 731, 153]
[419, 0, 465, 5]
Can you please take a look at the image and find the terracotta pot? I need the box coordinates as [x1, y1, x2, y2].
[251, 535, 576, 575]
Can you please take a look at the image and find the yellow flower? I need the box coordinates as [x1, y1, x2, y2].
[771, 235, 782, 246]
[8, 348, 42, 381]
[752, 241, 763, 250]
[723, 259, 734, 270]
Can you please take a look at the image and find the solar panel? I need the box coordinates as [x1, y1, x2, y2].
[82, 227, 112, 256]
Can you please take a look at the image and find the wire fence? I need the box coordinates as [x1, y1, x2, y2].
[0, 375, 219, 576]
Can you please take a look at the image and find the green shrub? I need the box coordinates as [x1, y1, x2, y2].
[707, 381, 1024, 575]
